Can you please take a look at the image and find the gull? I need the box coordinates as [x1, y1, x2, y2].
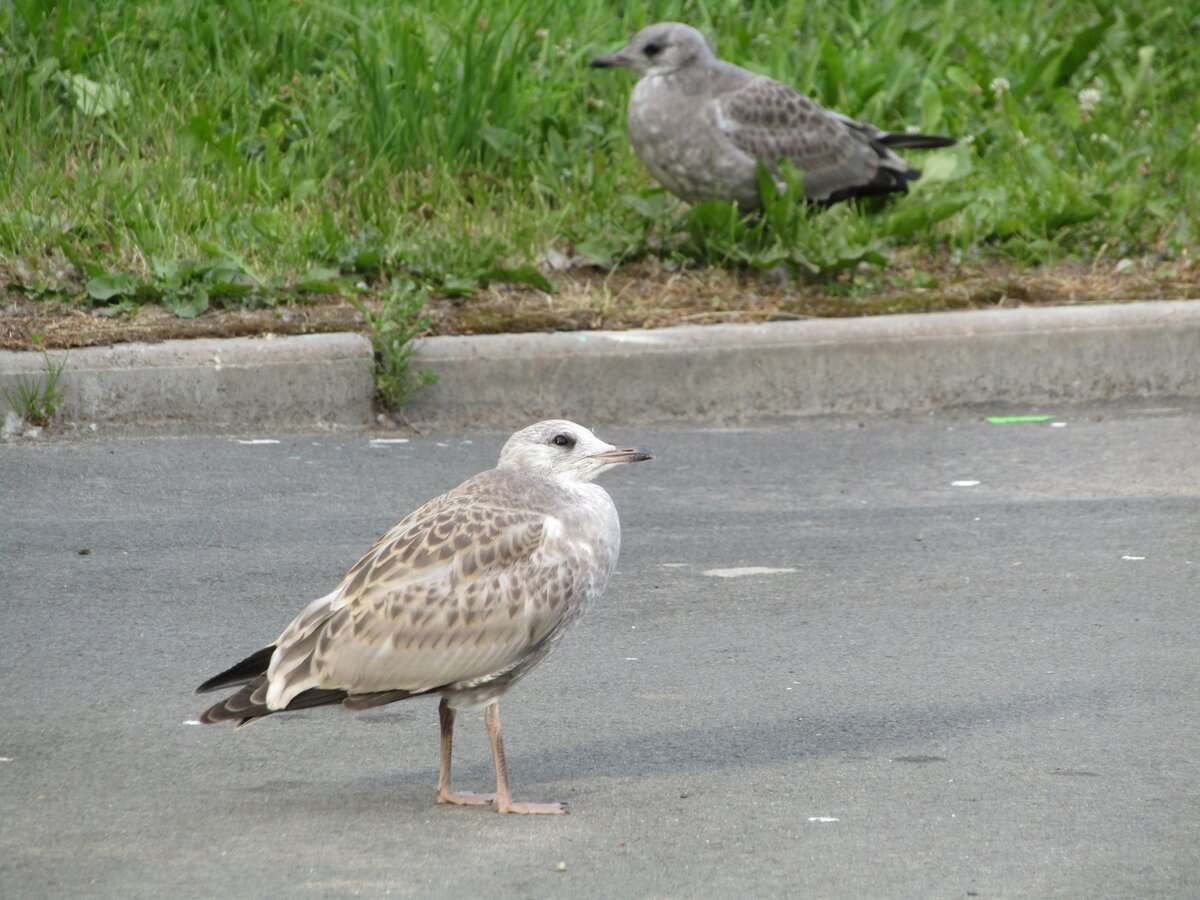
[591, 22, 956, 209]
[196, 420, 653, 815]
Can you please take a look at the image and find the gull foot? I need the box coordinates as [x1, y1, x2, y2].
[437, 789, 495, 807]
[495, 799, 567, 815]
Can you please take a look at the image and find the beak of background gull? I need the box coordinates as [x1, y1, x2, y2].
[592, 447, 654, 464]
[589, 53, 631, 69]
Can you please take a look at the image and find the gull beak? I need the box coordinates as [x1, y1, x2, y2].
[592, 446, 654, 464]
[589, 52, 634, 69]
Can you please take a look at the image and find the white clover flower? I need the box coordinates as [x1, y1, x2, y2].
[989, 77, 1010, 97]
[1077, 88, 1102, 112]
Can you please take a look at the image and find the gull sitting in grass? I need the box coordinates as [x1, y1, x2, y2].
[197, 420, 653, 815]
[591, 22, 956, 210]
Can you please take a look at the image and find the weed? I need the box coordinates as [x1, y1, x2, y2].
[3, 351, 68, 427]
[349, 283, 437, 412]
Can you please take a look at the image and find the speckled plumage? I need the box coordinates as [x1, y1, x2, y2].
[591, 22, 956, 209]
[197, 420, 652, 814]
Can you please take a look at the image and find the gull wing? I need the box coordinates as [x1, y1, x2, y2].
[263, 473, 588, 710]
[714, 75, 876, 196]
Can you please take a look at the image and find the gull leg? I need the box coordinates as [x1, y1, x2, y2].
[485, 701, 566, 815]
[436, 697, 494, 807]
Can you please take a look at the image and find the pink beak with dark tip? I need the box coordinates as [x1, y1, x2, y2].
[592, 447, 654, 464]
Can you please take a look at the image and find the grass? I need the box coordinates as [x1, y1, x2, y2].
[2, 349, 67, 426]
[348, 282, 437, 412]
[1, 0, 1196, 317]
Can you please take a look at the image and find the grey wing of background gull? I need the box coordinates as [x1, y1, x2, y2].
[716, 74, 932, 203]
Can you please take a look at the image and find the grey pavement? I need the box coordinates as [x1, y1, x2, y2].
[2, 403, 1198, 897]
[3, 300, 1199, 429]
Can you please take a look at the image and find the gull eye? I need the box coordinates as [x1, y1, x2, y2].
[643, 41, 663, 57]
[551, 433, 575, 448]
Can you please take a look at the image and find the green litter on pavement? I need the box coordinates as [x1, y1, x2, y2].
[986, 415, 1055, 424]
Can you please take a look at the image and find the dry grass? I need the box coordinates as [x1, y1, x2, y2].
[4, 254, 1194, 352]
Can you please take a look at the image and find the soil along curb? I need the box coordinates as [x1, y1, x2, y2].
[0, 333, 374, 427]
[1, 301, 1197, 428]
[403, 300, 1200, 427]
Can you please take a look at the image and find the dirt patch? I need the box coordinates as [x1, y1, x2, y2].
[3, 254, 1195, 352]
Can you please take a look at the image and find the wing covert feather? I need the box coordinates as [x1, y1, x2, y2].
[265, 473, 609, 707]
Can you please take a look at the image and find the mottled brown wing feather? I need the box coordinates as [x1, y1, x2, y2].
[263, 476, 585, 708]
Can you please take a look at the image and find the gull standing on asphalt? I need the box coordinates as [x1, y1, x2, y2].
[197, 419, 653, 815]
[591, 22, 956, 209]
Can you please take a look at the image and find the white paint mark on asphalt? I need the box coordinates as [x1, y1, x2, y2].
[236, 439, 280, 445]
[183, 720, 202, 726]
[1121, 555, 1146, 560]
[661, 563, 687, 568]
[808, 817, 839, 823]
[369, 438, 410, 445]
[1051, 422, 1067, 428]
[703, 567, 796, 578]
[951, 480, 980, 487]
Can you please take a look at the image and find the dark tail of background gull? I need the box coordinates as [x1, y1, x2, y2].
[822, 130, 956, 206]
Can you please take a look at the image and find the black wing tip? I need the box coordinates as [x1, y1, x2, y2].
[196, 645, 276, 694]
[880, 132, 957, 149]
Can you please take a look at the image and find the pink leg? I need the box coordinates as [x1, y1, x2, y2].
[485, 702, 566, 815]
[435, 698, 494, 807]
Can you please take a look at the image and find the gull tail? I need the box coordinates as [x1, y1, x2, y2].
[196, 645, 424, 727]
[196, 644, 349, 727]
[822, 165, 921, 205]
[821, 131, 956, 205]
[198, 676, 350, 728]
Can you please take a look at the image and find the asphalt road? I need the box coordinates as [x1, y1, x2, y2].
[2, 403, 1198, 897]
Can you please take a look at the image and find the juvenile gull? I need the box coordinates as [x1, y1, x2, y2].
[197, 420, 652, 815]
[591, 22, 956, 209]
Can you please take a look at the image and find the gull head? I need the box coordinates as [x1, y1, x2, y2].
[497, 419, 653, 484]
[590, 22, 714, 78]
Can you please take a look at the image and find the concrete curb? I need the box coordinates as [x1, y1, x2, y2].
[403, 300, 1200, 426]
[1, 301, 1197, 429]
[0, 333, 374, 428]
